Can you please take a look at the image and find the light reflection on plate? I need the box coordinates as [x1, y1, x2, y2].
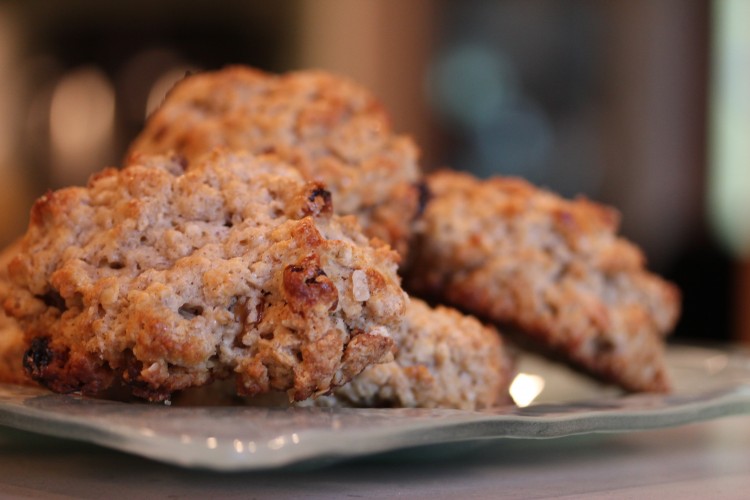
[0, 344, 749, 471]
[508, 373, 546, 407]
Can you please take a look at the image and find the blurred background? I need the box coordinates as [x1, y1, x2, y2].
[0, 0, 747, 343]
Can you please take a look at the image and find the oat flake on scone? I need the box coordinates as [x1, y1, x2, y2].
[4, 151, 407, 402]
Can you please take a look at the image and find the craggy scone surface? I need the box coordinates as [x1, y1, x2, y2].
[127, 66, 422, 257]
[4, 152, 407, 402]
[314, 298, 514, 410]
[407, 170, 680, 393]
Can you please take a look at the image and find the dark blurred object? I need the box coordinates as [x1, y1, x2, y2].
[666, 241, 733, 343]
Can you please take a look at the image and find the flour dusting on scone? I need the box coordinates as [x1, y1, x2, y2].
[407, 170, 680, 393]
[127, 66, 422, 258]
[3, 151, 407, 402]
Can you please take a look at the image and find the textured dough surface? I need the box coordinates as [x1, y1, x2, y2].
[407, 170, 680, 393]
[4, 152, 407, 402]
[314, 298, 514, 410]
[175, 298, 515, 410]
[127, 66, 422, 258]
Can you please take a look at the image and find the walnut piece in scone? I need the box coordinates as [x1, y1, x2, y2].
[127, 66, 422, 258]
[406, 170, 680, 393]
[4, 151, 407, 402]
[313, 298, 514, 410]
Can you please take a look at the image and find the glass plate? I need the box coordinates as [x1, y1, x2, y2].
[0, 344, 749, 471]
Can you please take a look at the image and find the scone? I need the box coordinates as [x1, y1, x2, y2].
[406, 170, 680, 393]
[4, 151, 407, 402]
[0, 240, 30, 385]
[176, 298, 515, 410]
[127, 66, 422, 258]
[314, 298, 514, 410]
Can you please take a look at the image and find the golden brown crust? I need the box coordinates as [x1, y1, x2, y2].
[127, 66, 422, 258]
[4, 152, 407, 402]
[406, 170, 680, 393]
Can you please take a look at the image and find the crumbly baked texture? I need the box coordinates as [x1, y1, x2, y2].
[4, 151, 407, 402]
[313, 298, 514, 410]
[406, 170, 680, 393]
[0, 321, 25, 385]
[127, 66, 422, 258]
[0, 240, 31, 386]
[174, 298, 514, 410]
[0, 315, 26, 386]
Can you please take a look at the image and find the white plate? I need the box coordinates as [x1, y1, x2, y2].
[1, 344, 749, 471]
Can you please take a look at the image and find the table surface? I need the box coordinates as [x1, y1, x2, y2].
[1, 413, 749, 499]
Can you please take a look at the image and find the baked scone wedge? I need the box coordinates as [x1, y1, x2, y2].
[127, 66, 422, 258]
[314, 298, 514, 410]
[406, 170, 680, 393]
[4, 151, 407, 402]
